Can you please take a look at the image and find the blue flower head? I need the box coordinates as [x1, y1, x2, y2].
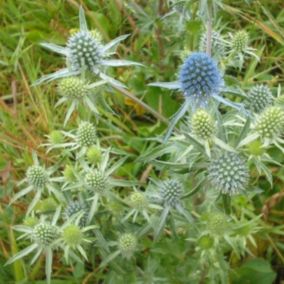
[179, 52, 222, 107]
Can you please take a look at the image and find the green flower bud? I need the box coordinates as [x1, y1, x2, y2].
[207, 212, 228, 235]
[26, 165, 48, 188]
[232, 31, 249, 52]
[63, 225, 83, 247]
[129, 192, 148, 211]
[255, 106, 284, 139]
[247, 85, 273, 113]
[77, 122, 97, 147]
[85, 170, 106, 194]
[191, 109, 215, 139]
[33, 223, 59, 247]
[118, 233, 137, 258]
[58, 77, 89, 99]
[209, 152, 249, 195]
[86, 146, 101, 164]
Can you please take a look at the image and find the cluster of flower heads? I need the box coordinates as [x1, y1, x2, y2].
[7, 4, 284, 284]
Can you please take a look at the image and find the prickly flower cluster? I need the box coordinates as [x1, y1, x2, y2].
[255, 106, 284, 139]
[191, 109, 215, 139]
[232, 30, 249, 53]
[64, 201, 88, 227]
[33, 223, 59, 247]
[208, 152, 249, 195]
[179, 52, 222, 105]
[58, 77, 89, 99]
[67, 31, 103, 73]
[247, 84, 273, 113]
[26, 165, 48, 188]
[85, 170, 107, 193]
[118, 233, 137, 258]
[160, 179, 183, 207]
[77, 121, 97, 147]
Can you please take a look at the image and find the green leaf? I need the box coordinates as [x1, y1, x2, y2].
[231, 258, 276, 284]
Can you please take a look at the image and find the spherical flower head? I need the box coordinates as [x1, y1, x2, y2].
[118, 233, 137, 258]
[58, 77, 89, 99]
[33, 223, 59, 247]
[64, 201, 88, 227]
[129, 192, 148, 211]
[199, 31, 226, 57]
[26, 165, 48, 188]
[179, 52, 222, 106]
[67, 31, 103, 72]
[86, 145, 102, 164]
[63, 225, 83, 247]
[160, 179, 183, 207]
[77, 122, 96, 147]
[191, 109, 215, 139]
[247, 84, 273, 113]
[85, 170, 106, 194]
[208, 152, 249, 195]
[232, 31, 249, 53]
[255, 106, 284, 139]
[49, 130, 64, 144]
[206, 212, 229, 235]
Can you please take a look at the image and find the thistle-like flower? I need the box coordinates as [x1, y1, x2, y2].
[56, 77, 105, 125]
[100, 232, 138, 268]
[228, 30, 258, 69]
[148, 178, 192, 239]
[118, 233, 137, 259]
[11, 153, 61, 214]
[79, 149, 131, 222]
[246, 84, 273, 113]
[160, 179, 183, 207]
[191, 109, 215, 140]
[123, 190, 156, 223]
[60, 223, 95, 262]
[232, 31, 249, 53]
[77, 121, 97, 147]
[64, 201, 88, 227]
[149, 52, 245, 140]
[45, 121, 97, 157]
[208, 152, 249, 195]
[255, 106, 284, 139]
[179, 52, 222, 106]
[6, 211, 61, 284]
[85, 169, 107, 194]
[36, 7, 141, 88]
